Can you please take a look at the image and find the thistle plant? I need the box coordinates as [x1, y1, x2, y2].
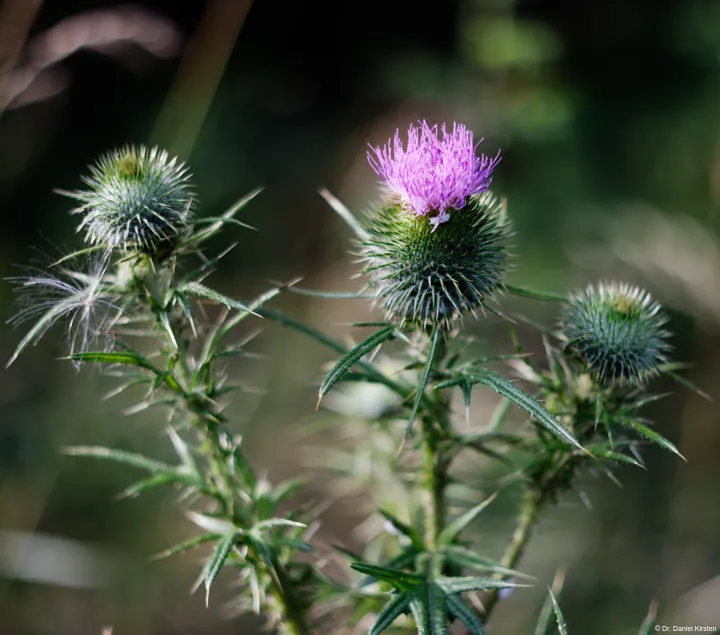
[7, 128, 703, 635]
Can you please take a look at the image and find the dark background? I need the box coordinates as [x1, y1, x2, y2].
[0, 1, 719, 633]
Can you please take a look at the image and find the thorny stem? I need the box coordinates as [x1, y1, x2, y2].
[481, 454, 574, 622]
[421, 331, 450, 563]
[142, 271, 312, 635]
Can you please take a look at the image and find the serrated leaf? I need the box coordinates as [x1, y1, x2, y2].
[406, 327, 442, 439]
[438, 493, 497, 545]
[548, 589, 568, 635]
[369, 592, 413, 635]
[619, 419, 685, 460]
[445, 593, 486, 635]
[118, 470, 201, 498]
[435, 576, 522, 594]
[461, 370, 583, 451]
[442, 546, 528, 578]
[378, 509, 424, 549]
[152, 533, 220, 561]
[63, 446, 170, 472]
[204, 532, 241, 605]
[588, 448, 645, 469]
[319, 326, 396, 402]
[180, 281, 252, 313]
[252, 518, 307, 531]
[67, 350, 156, 369]
[410, 583, 448, 635]
[350, 563, 423, 590]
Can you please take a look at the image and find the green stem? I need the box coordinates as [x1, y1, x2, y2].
[482, 486, 544, 620]
[143, 274, 312, 635]
[421, 330, 449, 559]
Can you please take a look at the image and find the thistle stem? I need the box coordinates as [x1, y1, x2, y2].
[482, 486, 544, 620]
[421, 331, 449, 560]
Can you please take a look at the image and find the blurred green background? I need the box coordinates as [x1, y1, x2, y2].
[1, 0, 719, 633]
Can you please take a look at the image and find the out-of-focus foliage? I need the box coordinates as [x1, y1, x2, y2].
[1, 1, 719, 634]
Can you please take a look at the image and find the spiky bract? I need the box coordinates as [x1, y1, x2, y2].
[67, 145, 193, 255]
[561, 282, 670, 384]
[361, 190, 509, 330]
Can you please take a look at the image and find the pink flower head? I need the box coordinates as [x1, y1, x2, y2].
[368, 121, 500, 229]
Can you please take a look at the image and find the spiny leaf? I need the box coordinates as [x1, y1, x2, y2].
[460, 370, 583, 451]
[152, 533, 220, 561]
[446, 593, 486, 635]
[378, 509, 424, 549]
[410, 583, 448, 635]
[435, 576, 523, 594]
[63, 446, 170, 472]
[548, 589, 568, 635]
[587, 447, 645, 469]
[67, 350, 156, 370]
[438, 493, 497, 545]
[204, 532, 241, 606]
[618, 419, 685, 460]
[319, 187, 368, 239]
[118, 470, 202, 498]
[189, 187, 263, 246]
[661, 369, 712, 401]
[442, 546, 529, 578]
[405, 326, 441, 439]
[350, 563, 423, 590]
[369, 592, 412, 635]
[318, 326, 396, 404]
[180, 281, 252, 313]
[535, 569, 566, 635]
[252, 518, 307, 532]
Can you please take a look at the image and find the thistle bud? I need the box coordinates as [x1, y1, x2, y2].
[561, 282, 670, 384]
[361, 121, 508, 330]
[66, 145, 193, 256]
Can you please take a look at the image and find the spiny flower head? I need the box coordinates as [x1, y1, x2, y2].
[66, 145, 193, 256]
[368, 120, 500, 229]
[361, 190, 509, 331]
[561, 282, 671, 384]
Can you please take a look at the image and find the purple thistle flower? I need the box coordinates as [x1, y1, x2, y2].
[368, 121, 500, 229]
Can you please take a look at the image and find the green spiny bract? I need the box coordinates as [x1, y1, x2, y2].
[360, 190, 509, 330]
[65, 145, 193, 257]
[560, 282, 670, 385]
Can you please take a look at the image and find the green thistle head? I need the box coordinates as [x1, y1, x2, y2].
[561, 282, 671, 384]
[361, 191, 509, 330]
[66, 145, 193, 256]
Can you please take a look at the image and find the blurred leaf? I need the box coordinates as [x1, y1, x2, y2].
[204, 531, 241, 605]
[152, 534, 221, 561]
[548, 589, 568, 635]
[119, 470, 203, 498]
[369, 592, 412, 635]
[378, 509, 424, 549]
[63, 446, 170, 472]
[442, 546, 527, 578]
[180, 281, 251, 313]
[288, 287, 374, 299]
[618, 419, 685, 460]
[505, 285, 566, 302]
[637, 601, 658, 635]
[351, 563, 423, 590]
[319, 326, 396, 403]
[438, 493, 497, 545]
[405, 327, 441, 439]
[189, 188, 263, 247]
[445, 593, 486, 634]
[319, 187, 368, 239]
[661, 369, 712, 401]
